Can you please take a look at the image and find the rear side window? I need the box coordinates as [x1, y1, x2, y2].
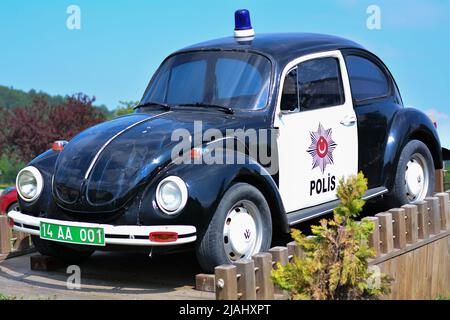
[280, 57, 344, 112]
[345, 55, 390, 102]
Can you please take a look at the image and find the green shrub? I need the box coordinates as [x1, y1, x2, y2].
[272, 172, 391, 300]
[0, 154, 25, 185]
[114, 101, 138, 117]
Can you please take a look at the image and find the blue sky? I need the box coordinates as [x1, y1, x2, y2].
[0, 0, 449, 146]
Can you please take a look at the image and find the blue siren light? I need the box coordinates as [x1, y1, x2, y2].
[234, 9, 255, 38]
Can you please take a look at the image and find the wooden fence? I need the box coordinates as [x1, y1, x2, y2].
[197, 189, 450, 300]
[0, 215, 34, 262]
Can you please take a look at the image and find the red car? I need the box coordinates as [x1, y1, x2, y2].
[0, 187, 19, 215]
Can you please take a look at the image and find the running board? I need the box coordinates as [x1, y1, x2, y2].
[287, 187, 388, 226]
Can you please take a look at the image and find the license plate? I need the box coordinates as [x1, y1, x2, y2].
[40, 222, 105, 246]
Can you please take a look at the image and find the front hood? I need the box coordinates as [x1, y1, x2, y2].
[53, 110, 243, 212]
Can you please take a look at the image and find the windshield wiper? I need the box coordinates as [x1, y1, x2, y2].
[134, 101, 171, 111]
[177, 102, 235, 115]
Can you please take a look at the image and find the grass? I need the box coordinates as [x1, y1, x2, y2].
[0, 294, 17, 300]
[0, 294, 55, 300]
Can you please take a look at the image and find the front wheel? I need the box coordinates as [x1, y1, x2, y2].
[388, 139, 435, 207]
[196, 183, 272, 272]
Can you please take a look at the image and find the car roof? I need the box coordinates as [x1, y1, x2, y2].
[177, 33, 365, 67]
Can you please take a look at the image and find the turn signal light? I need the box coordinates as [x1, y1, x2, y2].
[52, 140, 68, 151]
[149, 231, 178, 243]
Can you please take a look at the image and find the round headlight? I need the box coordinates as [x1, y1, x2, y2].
[156, 176, 188, 215]
[16, 166, 43, 202]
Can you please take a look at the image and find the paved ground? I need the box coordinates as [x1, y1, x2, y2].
[0, 198, 390, 300]
[0, 251, 214, 300]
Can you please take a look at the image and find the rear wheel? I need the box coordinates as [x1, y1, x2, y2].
[196, 183, 272, 272]
[31, 236, 94, 264]
[388, 140, 435, 207]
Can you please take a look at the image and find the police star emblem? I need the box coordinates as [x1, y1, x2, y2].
[306, 123, 337, 174]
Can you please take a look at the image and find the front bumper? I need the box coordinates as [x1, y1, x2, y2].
[7, 211, 196, 246]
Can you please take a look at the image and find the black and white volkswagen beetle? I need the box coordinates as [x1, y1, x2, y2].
[8, 10, 443, 272]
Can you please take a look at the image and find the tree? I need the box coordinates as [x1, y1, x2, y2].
[1, 93, 106, 162]
[272, 172, 391, 300]
[2, 96, 53, 161]
[114, 100, 137, 117]
[47, 93, 105, 140]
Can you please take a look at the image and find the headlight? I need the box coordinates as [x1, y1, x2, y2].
[156, 176, 188, 215]
[16, 166, 44, 202]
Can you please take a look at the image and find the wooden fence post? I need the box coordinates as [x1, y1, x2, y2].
[0, 216, 10, 255]
[234, 259, 256, 300]
[269, 247, 289, 295]
[425, 197, 441, 235]
[435, 193, 450, 230]
[287, 241, 304, 260]
[215, 265, 238, 300]
[389, 208, 406, 249]
[269, 247, 289, 267]
[402, 204, 419, 244]
[195, 274, 216, 293]
[252, 253, 274, 300]
[435, 169, 444, 193]
[416, 200, 429, 239]
[364, 216, 380, 257]
[375, 212, 394, 254]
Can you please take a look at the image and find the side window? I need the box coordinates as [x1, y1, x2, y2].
[280, 68, 298, 112]
[297, 57, 344, 111]
[345, 55, 390, 102]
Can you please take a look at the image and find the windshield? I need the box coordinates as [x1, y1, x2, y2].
[141, 51, 271, 110]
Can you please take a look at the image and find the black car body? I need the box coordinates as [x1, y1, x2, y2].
[9, 19, 443, 271]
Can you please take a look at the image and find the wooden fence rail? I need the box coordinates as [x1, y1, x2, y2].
[203, 190, 450, 300]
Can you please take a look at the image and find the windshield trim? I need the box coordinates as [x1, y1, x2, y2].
[139, 48, 275, 113]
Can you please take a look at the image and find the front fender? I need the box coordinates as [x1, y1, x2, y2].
[382, 108, 442, 189]
[139, 151, 288, 235]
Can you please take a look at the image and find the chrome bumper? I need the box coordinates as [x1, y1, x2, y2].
[7, 210, 196, 246]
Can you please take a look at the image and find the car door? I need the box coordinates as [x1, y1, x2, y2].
[274, 50, 358, 213]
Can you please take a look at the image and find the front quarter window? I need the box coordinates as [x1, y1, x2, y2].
[280, 68, 299, 112]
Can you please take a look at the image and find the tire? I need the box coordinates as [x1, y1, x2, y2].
[6, 202, 20, 214]
[196, 183, 272, 273]
[387, 139, 435, 207]
[31, 236, 94, 264]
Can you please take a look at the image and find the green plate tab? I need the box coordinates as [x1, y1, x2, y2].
[40, 222, 105, 246]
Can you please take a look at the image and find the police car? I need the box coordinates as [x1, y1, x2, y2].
[8, 10, 443, 272]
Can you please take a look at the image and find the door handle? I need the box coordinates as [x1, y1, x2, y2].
[340, 116, 357, 127]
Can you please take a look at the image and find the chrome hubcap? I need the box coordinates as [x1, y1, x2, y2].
[405, 153, 429, 202]
[223, 200, 262, 261]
